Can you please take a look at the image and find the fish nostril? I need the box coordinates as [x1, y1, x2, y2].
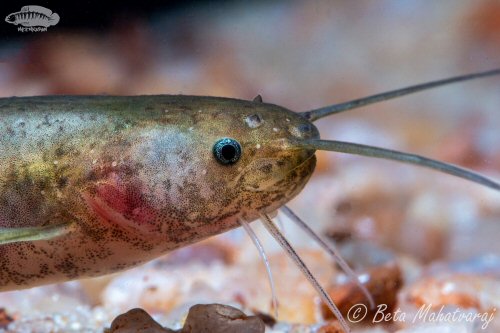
[289, 123, 315, 138]
[245, 114, 263, 128]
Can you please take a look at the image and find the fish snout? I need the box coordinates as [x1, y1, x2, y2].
[5, 14, 15, 23]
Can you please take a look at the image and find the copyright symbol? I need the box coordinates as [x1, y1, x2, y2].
[347, 303, 368, 323]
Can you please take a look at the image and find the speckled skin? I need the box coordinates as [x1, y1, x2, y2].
[0, 95, 318, 290]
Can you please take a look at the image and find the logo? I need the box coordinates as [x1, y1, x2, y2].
[5, 5, 59, 32]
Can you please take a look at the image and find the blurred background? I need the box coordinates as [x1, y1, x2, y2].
[1, 1, 500, 332]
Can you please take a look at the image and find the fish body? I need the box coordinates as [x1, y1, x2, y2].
[5, 6, 59, 27]
[0, 95, 317, 290]
[1, 69, 498, 332]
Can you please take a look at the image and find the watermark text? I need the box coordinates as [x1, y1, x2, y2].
[347, 303, 496, 330]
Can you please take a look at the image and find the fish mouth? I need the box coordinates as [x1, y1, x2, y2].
[286, 150, 316, 176]
[231, 150, 316, 193]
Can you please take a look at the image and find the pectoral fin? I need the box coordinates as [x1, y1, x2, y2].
[0, 223, 73, 245]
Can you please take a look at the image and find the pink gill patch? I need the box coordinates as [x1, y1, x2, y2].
[83, 173, 158, 234]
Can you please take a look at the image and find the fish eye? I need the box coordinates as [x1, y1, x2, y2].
[213, 138, 242, 165]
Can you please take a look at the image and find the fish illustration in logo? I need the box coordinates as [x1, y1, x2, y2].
[5, 6, 59, 27]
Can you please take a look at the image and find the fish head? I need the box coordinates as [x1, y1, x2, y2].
[163, 97, 319, 222]
[5, 13, 16, 24]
